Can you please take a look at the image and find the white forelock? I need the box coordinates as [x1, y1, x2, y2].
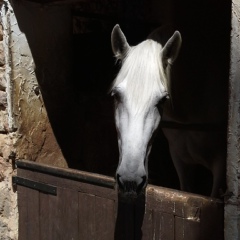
[111, 39, 168, 114]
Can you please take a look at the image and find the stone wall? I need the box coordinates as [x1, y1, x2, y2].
[0, 1, 18, 239]
[225, 1, 240, 239]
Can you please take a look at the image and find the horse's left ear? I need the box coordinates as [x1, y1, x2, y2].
[161, 31, 182, 66]
[111, 24, 130, 59]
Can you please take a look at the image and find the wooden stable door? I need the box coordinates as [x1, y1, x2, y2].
[14, 160, 224, 240]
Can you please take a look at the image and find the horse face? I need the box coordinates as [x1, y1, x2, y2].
[113, 82, 167, 197]
[111, 25, 181, 197]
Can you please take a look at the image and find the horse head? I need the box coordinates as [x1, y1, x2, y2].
[110, 25, 181, 197]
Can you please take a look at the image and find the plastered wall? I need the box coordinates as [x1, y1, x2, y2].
[9, 1, 68, 167]
[0, 1, 70, 238]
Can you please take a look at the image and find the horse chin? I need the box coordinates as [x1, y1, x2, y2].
[118, 188, 146, 202]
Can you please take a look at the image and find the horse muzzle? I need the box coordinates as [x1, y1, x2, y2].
[116, 173, 147, 198]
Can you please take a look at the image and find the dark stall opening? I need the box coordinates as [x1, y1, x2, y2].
[12, 0, 231, 196]
[69, 1, 180, 191]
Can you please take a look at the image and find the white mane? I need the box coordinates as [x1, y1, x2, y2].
[111, 39, 168, 113]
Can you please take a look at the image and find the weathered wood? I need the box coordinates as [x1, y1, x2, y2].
[78, 193, 95, 240]
[78, 193, 115, 239]
[58, 188, 79, 239]
[27, 188, 40, 240]
[18, 185, 29, 240]
[175, 217, 200, 240]
[47, 194, 60, 240]
[146, 185, 220, 219]
[78, 193, 96, 240]
[16, 160, 115, 189]
[16, 160, 224, 240]
[17, 168, 116, 200]
[94, 196, 115, 239]
[141, 209, 153, 240]
[39, 193, 49, 240]
[152, 212, 174, 240]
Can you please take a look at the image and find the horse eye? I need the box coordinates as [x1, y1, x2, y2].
[111, 90, 122, 102]
[116, 58, 122, 65]
[159, 94, 169, 104]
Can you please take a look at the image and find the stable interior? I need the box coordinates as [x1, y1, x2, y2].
[13, 0, 231, 196]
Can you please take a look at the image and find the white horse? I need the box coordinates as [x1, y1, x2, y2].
[110, 24, 226, 198]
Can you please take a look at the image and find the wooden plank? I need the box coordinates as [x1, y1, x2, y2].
[94, 196, 115, 240]
[39, 188, 79, 240]
[78, 193, 115, 240]
[18, 185, 28, 240]
[16, 161, 224, 240]
[147, 186, 195, 216]
[141, 209, 153, 240]
[58, 188, 79, 240]
[48, 194, 60, 240]
[39, 192, 50, 240]
[16, 160, 115, 189]
[78, 193, 96, 240]
[146, 185, 222, 218]
[18, 186, 40, 240]
[17, 168, 116, 200]
[27, 188, 40, 240]
[152, 211, 174, 240]
[175, 217, 200, 240]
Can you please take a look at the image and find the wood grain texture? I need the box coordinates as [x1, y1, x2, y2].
[16, 160, 224, 240]
[175, 217, 200, 240]
[78, 193, 115, 240]
[153, 212, 174, 240]
[18, 185, 29, 240]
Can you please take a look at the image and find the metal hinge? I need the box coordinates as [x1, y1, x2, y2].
[12, 176, 57, 195]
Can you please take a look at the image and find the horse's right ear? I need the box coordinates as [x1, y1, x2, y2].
[111, 24, 130, 59]
[161, 31, 182, 66]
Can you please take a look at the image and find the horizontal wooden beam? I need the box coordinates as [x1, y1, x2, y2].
[16, 160, 116, 189]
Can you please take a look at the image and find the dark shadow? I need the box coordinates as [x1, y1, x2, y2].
[114, 194, 145, 240]
[10, 0, 179, 189]
[11, 1, 119, 174]
[10, 0, 230, 197]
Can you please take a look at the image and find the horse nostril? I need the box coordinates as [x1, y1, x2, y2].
[116, 174, 124, 191]
[136, 176, 147, 194]
[117, 173, 147, 195]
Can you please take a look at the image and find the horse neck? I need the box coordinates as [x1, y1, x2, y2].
[162, 82, 228, 125]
